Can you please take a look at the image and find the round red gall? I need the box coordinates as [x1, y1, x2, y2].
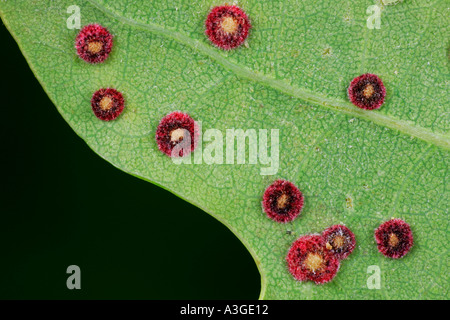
[76, 24, 113, 64]
[348, 73, 386, 110]
[287, 234, 340, 284]
[322, 225, 356, 260]
[155, 111, 199, 157]
[91, 88, 124, 121]
[262, 180, 304, 223]
[375, 218, 413, 259]
[205, 5, 251, 50]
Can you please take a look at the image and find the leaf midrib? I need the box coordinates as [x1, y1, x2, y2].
[88, 0, 449, 150]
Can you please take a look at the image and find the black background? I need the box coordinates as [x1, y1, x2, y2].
[0, 22, 260, 299]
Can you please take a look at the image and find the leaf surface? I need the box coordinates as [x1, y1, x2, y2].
[1, 0, 448, 299]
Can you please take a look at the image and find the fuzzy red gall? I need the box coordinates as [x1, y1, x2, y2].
[322, 225, 356, 260]
[91, 88, 124, 121]
[205, 5, 251, 50]
[155, 111, 199, 157]
[287, 234, 340, 284]
[375, 219, 413, 259]
[348, 73, 386, 110]
[262, 180, 304, 223]
[76, 24, 113, 64]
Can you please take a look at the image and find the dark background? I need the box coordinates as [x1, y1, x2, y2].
[0, 22, 260, 299]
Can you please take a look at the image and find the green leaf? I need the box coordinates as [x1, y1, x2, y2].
[1, 0, 448, 299]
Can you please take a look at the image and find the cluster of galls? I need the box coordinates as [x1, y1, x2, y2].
[75, 5, 387, 123]
[75, 5, 252, 123]
[286, 219, 413, 285]
[75, 24, 125, 121]
[287, 225, 356, 284]
[73, 4, 411, 287]
[260, 177, 413, 285]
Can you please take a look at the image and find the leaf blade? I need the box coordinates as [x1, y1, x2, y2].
[1, 0, 448, 299]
